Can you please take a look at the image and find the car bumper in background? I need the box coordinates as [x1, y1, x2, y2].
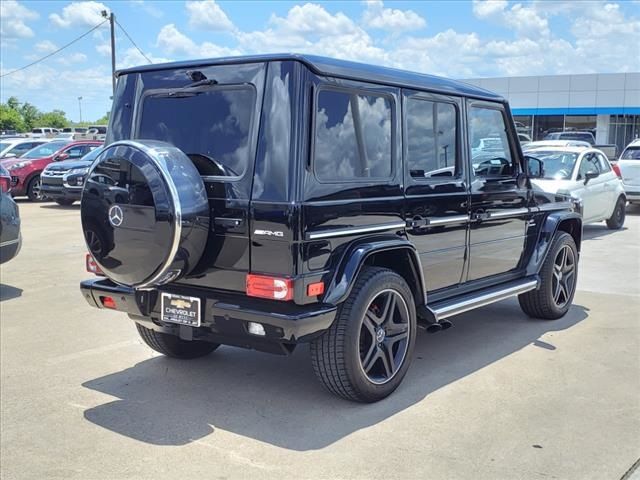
[40, 183, 82, 201]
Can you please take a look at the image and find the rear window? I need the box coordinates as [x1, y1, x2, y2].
[621, 147, 640, 160]
[21, 141, 69, 158]
[136, 86, 255, 179]
[313, 89, 392, 182]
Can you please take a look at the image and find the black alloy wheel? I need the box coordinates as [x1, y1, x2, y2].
[519, 231, 578, 320]
[310, 266, 417, 402]
[551, 244, 576, 309]
[359, 289, 411, 385]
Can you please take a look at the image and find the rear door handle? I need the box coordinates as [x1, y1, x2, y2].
[214, 217, 244, 227]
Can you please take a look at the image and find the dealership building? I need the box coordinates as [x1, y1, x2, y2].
[464, 72, 640, 153]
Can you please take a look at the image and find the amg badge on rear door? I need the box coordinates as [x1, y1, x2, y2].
[254, 229, 284, 237]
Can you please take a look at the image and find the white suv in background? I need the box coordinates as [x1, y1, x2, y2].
[617, 139, 640, 204]
[526, 146, 627, 229]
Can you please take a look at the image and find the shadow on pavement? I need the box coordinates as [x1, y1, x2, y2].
[39, 203, 80, 210]
[82, 299, 589, 451]
[582, 224, 626, 241]
[0, 284, 23, 302]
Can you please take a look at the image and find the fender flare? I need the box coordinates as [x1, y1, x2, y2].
[525, 211, 582, 276]
[323, 235, 426, 306]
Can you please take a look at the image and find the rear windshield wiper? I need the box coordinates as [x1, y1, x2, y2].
[166, 77, 218, 97]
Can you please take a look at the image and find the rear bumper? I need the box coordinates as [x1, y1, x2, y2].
[80, 278, 337, 353]
[623, 188, 640, 201]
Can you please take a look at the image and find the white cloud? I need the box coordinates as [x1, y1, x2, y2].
[269, 3, 358, 36]
[472, 0, 549, 38]
[50, 1, 109, 28]
[472, 0, 508, 18]
[119, 47, 171, 68]
[35, 40, 58, 53]
[363, 0, 426, 32]
[186, 0, 235, 32]
[156, 24, 240, 58]
[0, 0, 39, 39]
[236, 3, 387, 64]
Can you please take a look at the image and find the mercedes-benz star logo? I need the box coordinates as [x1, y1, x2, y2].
[108, 205, 124, 227]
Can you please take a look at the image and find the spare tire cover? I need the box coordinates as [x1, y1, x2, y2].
[81, 140, 210, 288]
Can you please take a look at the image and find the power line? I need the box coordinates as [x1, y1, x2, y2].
[114, 18, 153, 64]
[0, 20, 108, 78]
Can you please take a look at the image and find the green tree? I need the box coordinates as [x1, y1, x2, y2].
[20, 102, 40, 130]
[0, 104, 26, 131]
[94, 111, 110, 125]
[6, 96, 20, 111]
[38, 109, 69, 129]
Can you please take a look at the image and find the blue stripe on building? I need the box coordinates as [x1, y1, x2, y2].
[511, 107, 640, 116]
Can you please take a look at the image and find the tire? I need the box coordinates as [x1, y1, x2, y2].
[135, 323, 219, 359]
[55, 199, 75, 206]
[519, 232, 578, 320]
[27, 175, 43, 202]
[606, 196, 625, 230]
[310, 266, 417, 403]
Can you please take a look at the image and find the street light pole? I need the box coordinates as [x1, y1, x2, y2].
[78, 97, 83, 123]
[101, 10, 116, 95]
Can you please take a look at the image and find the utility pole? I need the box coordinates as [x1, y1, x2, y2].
[78, 96, 83, 123]
[102, 10, 116, 95]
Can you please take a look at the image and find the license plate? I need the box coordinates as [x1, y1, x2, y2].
[160, 293, 201, 327]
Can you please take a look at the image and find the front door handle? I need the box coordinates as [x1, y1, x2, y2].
[407, 216, 428, 229]
[472, 210, 490, 221]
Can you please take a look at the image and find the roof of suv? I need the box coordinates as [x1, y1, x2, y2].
[116, 53, 504, 102]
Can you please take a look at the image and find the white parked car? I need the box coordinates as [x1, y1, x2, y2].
[0, 138, 51, 159]
[617, 139, 640, 204]
[30, 127, 57, 138]
[527, 146, 626, 229]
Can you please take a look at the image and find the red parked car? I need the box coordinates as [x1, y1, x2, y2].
[0, 140, 102, 201]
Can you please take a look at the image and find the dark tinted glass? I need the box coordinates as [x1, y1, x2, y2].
[314, 90, 392, 181]
[137, 87, 255, 178]
[622, 147, 640, 160]
[406, 99, 458, 179]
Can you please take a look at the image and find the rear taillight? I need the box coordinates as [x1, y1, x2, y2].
[611, 163, 622, 178]
[246, 274, 293, 301]
[86, 253, 105, 276]
[0, 176, 10, 193]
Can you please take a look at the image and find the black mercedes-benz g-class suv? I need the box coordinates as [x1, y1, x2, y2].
[80, 54, 581, 403]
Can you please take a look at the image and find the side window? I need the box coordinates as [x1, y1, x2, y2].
[468, 106, 515, 177]
[578, 153, 600, 179]
[66, 146, 86, 158]
[596, 153, 611, 172]
[314, 89, 392, 182]
[406, 99, 458, 179]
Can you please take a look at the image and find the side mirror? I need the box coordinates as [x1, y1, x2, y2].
[2, 153, 17, 159]
[54, 153, 69, 161]
[584, 171, 599, 184]
[525, 156, 544, 178]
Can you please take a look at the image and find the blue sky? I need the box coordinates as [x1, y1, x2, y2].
[1, 0, 638, 122]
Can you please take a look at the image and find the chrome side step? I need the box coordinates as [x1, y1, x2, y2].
[429, 277, 539, 321]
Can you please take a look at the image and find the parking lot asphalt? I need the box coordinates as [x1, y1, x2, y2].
[1, 201, 639, 480]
